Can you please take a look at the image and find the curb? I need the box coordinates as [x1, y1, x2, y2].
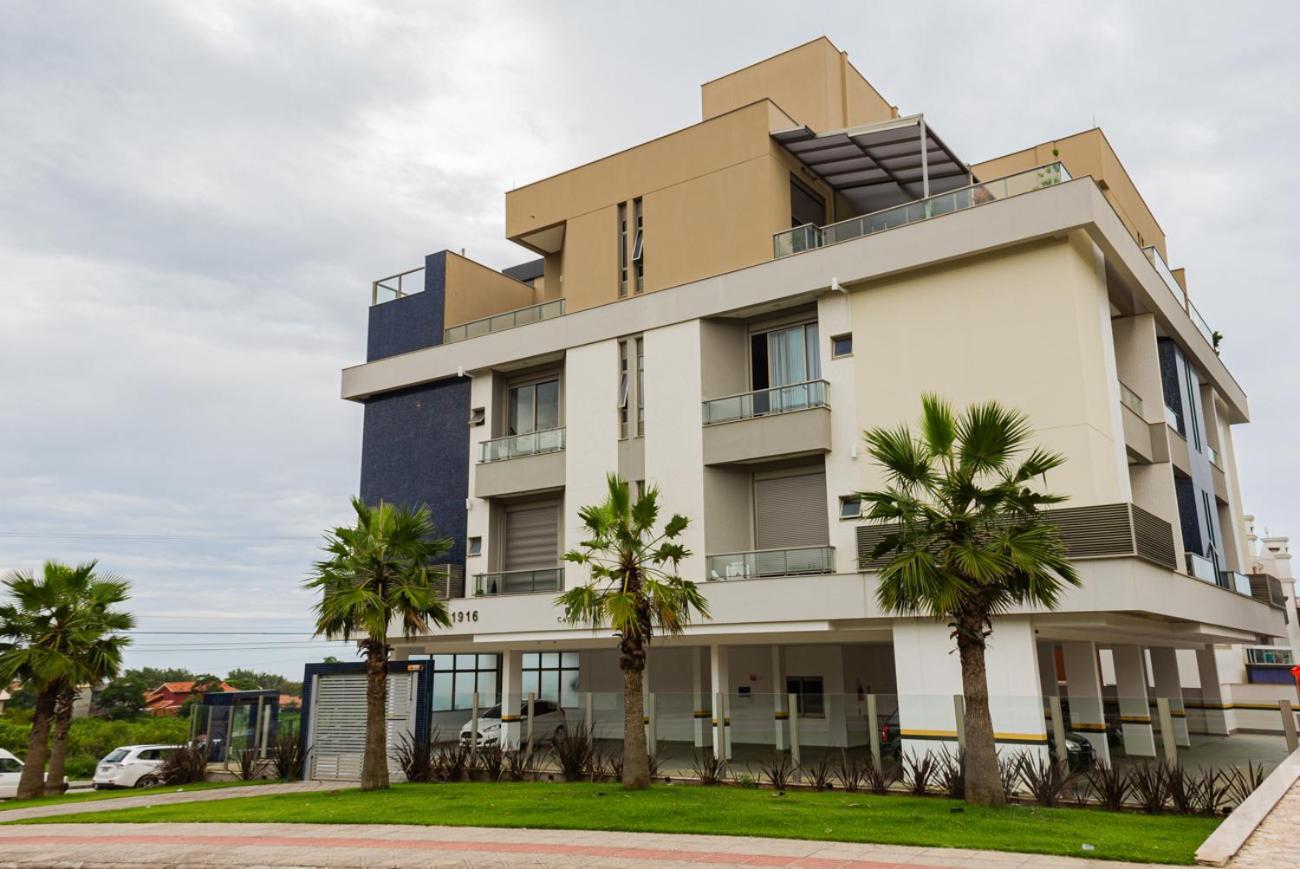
[1195, 748, 1300, 866]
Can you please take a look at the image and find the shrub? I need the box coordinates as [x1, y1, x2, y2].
[1017, 752, 1070, 807]
[271, 724, 303, 781]
[1086, 762, 1130, 811]
[802, 752, 834, 792]
[158, 742, 208, 785]
[432, 741, 471, 782]
[997, 752, 1022, 799]
[862, 754, 900, 795]
[475, 742, 505, 782]
[550, 722, 596, 782]
[1166, 764, 1228, 816]
[835, 750, 865, 792]
[503, 746, 536, 781]
[391, 732, 434, 783]
[690, 750, 727, 785]
[1226, 762, 1267, 807]
[934, 747, 965, 799]
[236, 748, 261, 782]
[758, 753, 795, 793]
[1128, 761, 1169, 813]
[903, 750, 940, 796]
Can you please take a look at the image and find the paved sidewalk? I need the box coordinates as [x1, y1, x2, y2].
[0, 823, 1165, 868]
[0, 782, 331, 823]
[1227, 773, 1300, 867]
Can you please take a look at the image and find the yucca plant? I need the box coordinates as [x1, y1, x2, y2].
[802, 752, 834, 791]
[935, 746, 966, 799]
[1128, 761, 1170, 813]
[835, 750, 866, 793]
[859, 396, 1079, 806]
[759, 753, 795, 793]
[903, 750, 941, 796]
[691, 749, 728, 785]
[551, 722, 596, 782]
[1017, 751, 1070, 807]
[391, 731, 434, 783]
[1086, 762, 1130, 811]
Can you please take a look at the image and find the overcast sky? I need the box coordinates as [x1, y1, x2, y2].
[2, 1, 1297, 679]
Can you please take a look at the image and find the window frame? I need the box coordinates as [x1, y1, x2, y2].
[830, 333, 853, 359]
[785, 675, 825, 718]
[430, 653, 501, 712]
[838, 496, 862, 519]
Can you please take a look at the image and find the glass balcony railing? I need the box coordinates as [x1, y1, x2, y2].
[1207, 444, 1221, 467]
[1244, 646, 1295, 666]
[705, 546, 835, 580]
[1118, 380, 1144, 417]
[1221, 570, 1254, 596]
[701, 380, 828, 426]
[1185, 552, 1218, 584]
[473, 568, 563, 597]
[774, 163, 1070, 259]
[371, 267, 425, 306]
[478, 428, 565, 463]
[1143, 246, 1217, 351]
[444, 299, 565, 344]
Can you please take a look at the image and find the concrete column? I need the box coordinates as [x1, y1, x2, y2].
[691, 647, 708, 748]
[709, 644, 731, 759]
[500, 649, 523, 749]
[1061, 641, 1111, 765]
[1112, 644, 1155, 757]
[892, 617, 1047, 762]
[1037, 642, 1060, 699]
[771, 645, 787, 751]
[1195, 647, 1230, 735]
[1149, 647, 1191, 747]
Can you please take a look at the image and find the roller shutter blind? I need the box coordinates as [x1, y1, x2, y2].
[754, 472, 829, 549]
[504, 501, 560, 570]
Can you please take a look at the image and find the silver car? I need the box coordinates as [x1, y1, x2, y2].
[458, 700, 566, 746]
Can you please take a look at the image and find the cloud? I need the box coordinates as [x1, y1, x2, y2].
[2, 0, 1297, 676]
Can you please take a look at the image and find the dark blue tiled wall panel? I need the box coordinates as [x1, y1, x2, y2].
[359, 377, 470, 565]
[366, 251, 447, 361]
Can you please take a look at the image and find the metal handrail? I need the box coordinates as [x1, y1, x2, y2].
[478, 427, 566, 463]
[473, 567, 563, 597]
[371, 267, 424, 306]
[774, 162, 1070, 258]
[701, 380, 828, 425]
[444, 299, 565, 344]
[705, 545, 835, 580]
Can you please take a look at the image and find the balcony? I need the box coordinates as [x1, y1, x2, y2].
[702, 381, 831, 466]
[444, 299, 564, 344]
[1118, 381, 1144, 417]
[479, 428, 566, 463]
[773, 163, 1070, 259]
[1220, 570, 1254, 597]
[1142, 247, 1218, 353]
[706, 546, 835, 581]
[371, 267, 424, 305]
[473, 567, 563, 597]
[474, 428, 566, 499]
[1185, 552, 1218, 584]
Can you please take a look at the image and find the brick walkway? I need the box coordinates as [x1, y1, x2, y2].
[1227, 774, 1300, 867]
[0, 823, 1163, 868]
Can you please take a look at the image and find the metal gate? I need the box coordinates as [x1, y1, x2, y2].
[307, 671, 415, 781]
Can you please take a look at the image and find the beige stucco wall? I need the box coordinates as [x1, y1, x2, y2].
[442, 252, 538, 328]
[973, 128, 1168, 261]
[848, 235, 1130, 507]
[700, 37, 895, 133]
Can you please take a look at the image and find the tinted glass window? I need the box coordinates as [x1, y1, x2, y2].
[103, 749, 129, 763]
[0, 757, 22, 772]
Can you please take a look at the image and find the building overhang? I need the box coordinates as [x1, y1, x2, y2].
[772, 114, 969, 214]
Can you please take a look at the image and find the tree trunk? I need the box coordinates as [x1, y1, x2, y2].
[16, 687, 57, 800]
[619, 633, 650, 790]
[361, 641, 390, 791]
[955, 611, 1005, 807]
[44, 684, 76, 795]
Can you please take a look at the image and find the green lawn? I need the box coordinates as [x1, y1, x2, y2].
[9, 781, 1218, 864]
[0, 780, 268, 812]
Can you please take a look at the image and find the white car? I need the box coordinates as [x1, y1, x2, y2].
[92, 744, 179, 789]
[0, 748, 23, 799]
[458, 700, 567, 747]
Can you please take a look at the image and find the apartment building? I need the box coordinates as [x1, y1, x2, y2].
[304, 37, 1289, 776]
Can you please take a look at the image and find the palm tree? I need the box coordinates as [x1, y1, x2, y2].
[305, 497, 453, 791]
[859, 396, 1079, 807]
[558, 474, 708, 789]
[0, 561, 133, 799]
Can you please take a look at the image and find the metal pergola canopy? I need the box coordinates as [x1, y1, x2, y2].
[773, 114, 969, 216]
